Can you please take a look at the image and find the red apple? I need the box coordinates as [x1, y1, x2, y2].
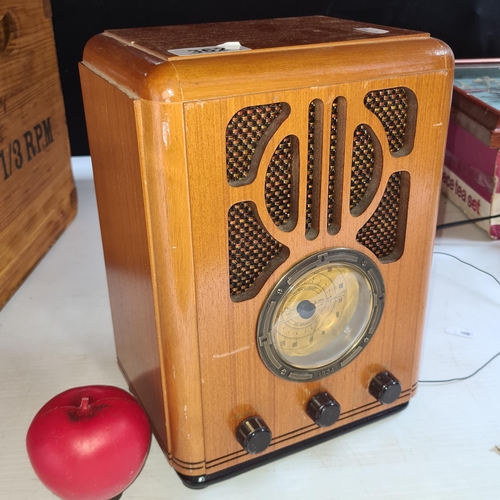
[26, 385, 151, 500]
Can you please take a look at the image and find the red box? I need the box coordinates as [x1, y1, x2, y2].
[442, 59, 500, 238]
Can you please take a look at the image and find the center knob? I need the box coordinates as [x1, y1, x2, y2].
[297, 299, 316, 319]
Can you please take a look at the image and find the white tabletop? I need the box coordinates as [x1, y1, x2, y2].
[1, 156, 499, 499]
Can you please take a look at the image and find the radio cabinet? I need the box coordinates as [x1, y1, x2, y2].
[80, 16, 453, 486]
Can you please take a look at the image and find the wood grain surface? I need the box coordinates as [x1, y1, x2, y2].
[0, 0, 76, 309]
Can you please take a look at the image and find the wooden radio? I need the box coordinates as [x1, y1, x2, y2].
[80, 16, 453, 487]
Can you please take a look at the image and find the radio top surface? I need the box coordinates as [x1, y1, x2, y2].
[103, 16, 424, 57]
[81, 16, 452, 102]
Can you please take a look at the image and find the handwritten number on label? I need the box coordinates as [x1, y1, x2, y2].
[189, 47, 226, 54]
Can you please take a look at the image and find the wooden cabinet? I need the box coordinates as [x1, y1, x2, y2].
[80, 16, 453, 486]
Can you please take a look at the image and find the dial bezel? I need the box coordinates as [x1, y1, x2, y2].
[257, 248, 385, 381]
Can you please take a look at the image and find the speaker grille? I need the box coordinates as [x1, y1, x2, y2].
[228, 202, 288, 301]
[227, 89, 413, 299]
[306, 100, 323, 239]
[350, 125, 375, 211]
[364, 88, 408, 154]
[356, 171, 408, 260]
[328, 98, 341, 233]
[265, 135, 296, 229]
[226, 104, 285, 185]
[306, 101, 316, 236]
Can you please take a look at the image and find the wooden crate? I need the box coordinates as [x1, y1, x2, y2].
[80, 16, 453, 486]
[0, 0, 76, 308]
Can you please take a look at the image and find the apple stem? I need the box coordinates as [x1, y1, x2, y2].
[79, 397, 91, 415]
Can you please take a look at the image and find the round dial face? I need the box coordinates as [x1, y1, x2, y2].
[257, 249, 385, 381]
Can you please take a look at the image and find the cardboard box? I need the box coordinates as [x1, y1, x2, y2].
[442, 60, 500, 238]
[0, 0, 77, 308]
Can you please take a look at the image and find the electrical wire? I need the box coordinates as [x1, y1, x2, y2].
[432, 251, 500, 286]
[419, 351, 500, 384]
[418, 251, 500, 384]
[436, 213, 500, 230]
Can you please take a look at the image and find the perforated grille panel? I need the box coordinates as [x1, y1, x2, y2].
[364, 88, 408, 154]
[226, 104, 284, 184]
[350, 125, 375, 210]
[356, 171, 406, 259]
[228, 202, 287, 299]
[306, 102, 316, 235]
[328, 100, 339, 229]
[227, 89, 413, 300]
[265, 136, 295, 228]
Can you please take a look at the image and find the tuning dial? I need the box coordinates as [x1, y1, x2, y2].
[369, 371, 402, 404]
[236, 416, 272, 454]
[306, 392, 341, 427]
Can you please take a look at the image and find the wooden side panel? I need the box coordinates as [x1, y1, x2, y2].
[136, 100, 206, 473]
[0, 0, 76, 308]
[79, 65, 168, 450]
[80, 66, 207, 473]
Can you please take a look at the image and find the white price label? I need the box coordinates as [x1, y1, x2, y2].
[355, 27, 389, 34]
[168, 41, 250, 57]
[445, 326, 476, 339]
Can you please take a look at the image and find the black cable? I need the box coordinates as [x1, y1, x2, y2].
[433, 251, 500, 286]
[418, 251, 500, 384]
[436, 213, 500, 230]
[419, 351, 500, 383]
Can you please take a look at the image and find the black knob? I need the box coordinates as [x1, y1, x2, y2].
[306, 392, 341, 427]
[236, 416, 272, 454]
[369, 371, 402, 404]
